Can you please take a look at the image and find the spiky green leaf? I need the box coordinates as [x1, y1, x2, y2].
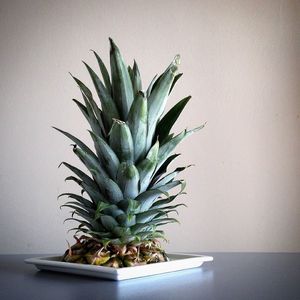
[91, 50, 112, 93]
[156, 125, 205, 171]
[109, 119, 134, 163]
[89, 131, 120, 180]
[100, 215, 119, 232]
[135, 189, 168, 212]
[127, 92, 147, 161]
[58, 193, 95, 209]
[70, 75, 106, 135]
[137, 140, 159, 193]
[73, 147, 108, 179]
[90, 169, 123, 204]
[151, 153, 180, 183]
[146, 55, 180, 149]
[109, 38, 134, 119]
[117, 199, 140, 214]
[146, 74, 158, 98]
[116, 213, 136, 227]
[117, 162, 140, 199]
[72, 99, 104, 138]
[83, 61, 119, 129]
[53, 127, 97, 160]
[136, 209, 163, 224]
[169, 73, 183, 94]
[152, 165, 191, 189]
[155, 96, 191, 143]
[132, 60, 142, 96]
[102, 204, 124, 218]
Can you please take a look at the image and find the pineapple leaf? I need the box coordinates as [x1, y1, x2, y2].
[130, 223, 154, 234]
[109, 119, 134, 163]
[83, 61, 119, 129]
[158, 203, 187, 211]
[135, 189, 169, 213]
[64, 175, 81, 185]
[64, 218, 93, 229]
[146, 74, 158, 98]
[151, 217, 179, 226]
[132, 60, 142, 96]
[59, 162, 104, 202]
[128, 65, 133, 83]
[136, 231, 165, 241]
[155, 96, 191, 143]
[135, 209, 164, 224]
[151, 153, 180, 183]
[91, 50, 112, 94]
[53, 127, 97, 160]
[73, 147, 108, 179]
[137, 140, 159, 193]
[101, 215, 119, 232]
[127, 92, 147, 162]
[169, 73, 183, 94]
[86, 230, 112, 238]
[67, 227, 82, 234]
[70, 74, 106, 135]
[112, 226, 131, 240]
[117, 199, 140, 214]
[90, 169, 123, 204]
[153, 180, 184, 193]
[94, 202, 112, 217]
[109, 38, 134, 119]
[89, 131, 120, 180]
[102, 205, 124, 218]
[149, 73, 163, 95]
[146, 55, 180, 149]
[152, 193, 185, 208]
[81, 92, 106, 136]
[156, 125, 205, 171]
[116, 214, 136, 227]
[80, 181, 108, 204]
[117, 162, 140, 199]
[72, 99, 104, 138]
[61, 204, 93, 219]
[151, 165, 192, 189]
[62, 201, 96, 213]
[58, 193, 94, 209]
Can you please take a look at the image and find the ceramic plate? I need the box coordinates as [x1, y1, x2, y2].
[25, 253, 213, 281]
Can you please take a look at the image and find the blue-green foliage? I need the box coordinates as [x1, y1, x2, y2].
[55, 38, 204, 244]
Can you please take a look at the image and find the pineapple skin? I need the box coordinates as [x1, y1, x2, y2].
[62, 235, 168, 267]
[55, 38, 203, 267]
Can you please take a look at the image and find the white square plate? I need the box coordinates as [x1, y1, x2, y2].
[25, 253, 213, 281]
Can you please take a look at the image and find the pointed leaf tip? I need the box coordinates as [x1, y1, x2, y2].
[109, 37, 116, 49]
[174, 54, 180, 65]
[138, 90, 145, 97]
[112, 118, 125, 125]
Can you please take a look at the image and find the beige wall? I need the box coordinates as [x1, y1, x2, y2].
[0, 0, 299, 254]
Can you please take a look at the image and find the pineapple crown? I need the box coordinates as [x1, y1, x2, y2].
[54, 38, 204, 245]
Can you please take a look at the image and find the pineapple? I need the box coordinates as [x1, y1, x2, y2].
[55, 38, 204, 267]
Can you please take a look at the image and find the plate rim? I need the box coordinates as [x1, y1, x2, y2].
[25, 253, 213, 268]
[24, 252, 213, 279]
